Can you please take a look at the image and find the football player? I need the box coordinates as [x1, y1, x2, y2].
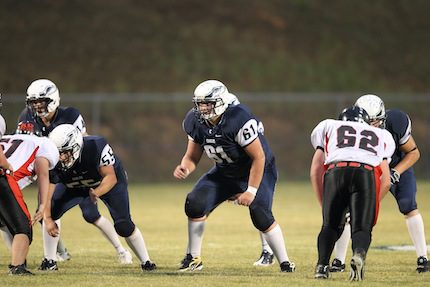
[354, 94, 429, 273]
[0, 119, 59, 275]
[17, 79, 132, 267]
[173, 80, 295, 272]
[311, 106, 394, 281]
[44, 124, 156, 272]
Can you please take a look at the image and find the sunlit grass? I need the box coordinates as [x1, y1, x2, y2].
[0, 181, 429, 286]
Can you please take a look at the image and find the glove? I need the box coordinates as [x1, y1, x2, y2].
[390, 168, 400, 185]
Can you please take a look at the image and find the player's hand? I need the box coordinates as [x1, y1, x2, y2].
[173, 165, 190, 180]
[32, 206, 44, 225]
[236, 192, 255, 207]
[1, 162, 14, 177]
[227, 193, 241, 202]
[390, 168, 400, 185]
[89, 188, 98, 203]
[44, 218, 59, 237]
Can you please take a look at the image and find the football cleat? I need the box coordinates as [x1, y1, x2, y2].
[280, 261, 296, 272]
[314, 264, 329, 279]
[8, 264, 34, 276]
[141, 260, 157, 271]
[179, 254, 203, 271]
[38, 258, 58, 271]
[56, 249, 71, 262]
[349, 253, 365, 281]
[253, 250, 274, 266]
[329, 258, 345, 272]
[118, 250, 133, 264]
[417, 256, 429, 273]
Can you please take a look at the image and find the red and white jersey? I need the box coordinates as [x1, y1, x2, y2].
[311, 119, 395, 166]
[0, 134, 59, 189]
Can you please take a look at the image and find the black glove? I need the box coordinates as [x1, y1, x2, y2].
[390, 168, 400, 185]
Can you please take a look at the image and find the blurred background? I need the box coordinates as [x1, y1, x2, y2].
[1, 1, 429, 182]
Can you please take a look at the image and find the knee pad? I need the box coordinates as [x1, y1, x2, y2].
[398, 198, 416, 215]
[80, 205, 102, 224]
[184, 194, 206, 219]
[114, 220, 135, 237]
[249, 203, 275, 231]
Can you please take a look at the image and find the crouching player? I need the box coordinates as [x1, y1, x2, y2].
[43, 124, 156, 272]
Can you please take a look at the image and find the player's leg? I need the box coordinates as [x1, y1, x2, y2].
[180, 169, 235, 271]
[330, 213, 350, 272]
[0, 176, 33, 275]
[392, 169, 429, 272]
[315, 169, 348, 279]
[348, 168, 378, 281]
[249, 161, 295, 272]
[79, 195, 132, 264]
[253, 231, 274, 266]
[0, 221, 13, 250]
[40, 184, 83, 271]
[100, 182, 155, 271]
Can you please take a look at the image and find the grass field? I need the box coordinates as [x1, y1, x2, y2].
[1, 181, 429, 286]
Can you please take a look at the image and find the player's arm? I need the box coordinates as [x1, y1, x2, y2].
[173, 139, 203, 179]
[310, 148, 325, 206]
[394, 135, 420, 174]
[0, 148, 13, 173]
[90, 165, 117, 199]
[379, 159, 391, 201]
[43, 183, 59, 236]
[33, 157, 50, 223]
[236, 137, 265, 207]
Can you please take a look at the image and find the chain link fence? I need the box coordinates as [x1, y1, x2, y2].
[3, 93, 430, 182]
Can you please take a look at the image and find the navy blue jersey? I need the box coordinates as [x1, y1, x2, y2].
[18, 106, 86, 136]
[385, 109, 412, 168]
[183, 104, 274, 178]
[50, 136, 127, 188]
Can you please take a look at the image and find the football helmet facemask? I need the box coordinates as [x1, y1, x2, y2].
[192, 80, 232, 121]
[338, 106, 370, 124]
[26, 79, 60, 118]
[49, 124, 83, 170]
[354, 94, 386, 128]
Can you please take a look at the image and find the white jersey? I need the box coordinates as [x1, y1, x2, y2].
[0, 134, 59, 189]
[311, 119, 395, 167]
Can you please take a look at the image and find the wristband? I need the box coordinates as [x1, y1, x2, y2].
[246, 186, 258, 196]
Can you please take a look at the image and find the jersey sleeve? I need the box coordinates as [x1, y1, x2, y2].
[382, 129, 396, 161]
[99, 143, 116, 167]
[63, 107, 87, 135]
[37, 138, 60, 170]
[226, 105, 260, 147]
[311, 120, 329, 150]
[183, 109, 199, 142]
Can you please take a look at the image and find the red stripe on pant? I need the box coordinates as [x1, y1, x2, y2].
[373, 165, 382, 226]
[6, 174, 32, 226]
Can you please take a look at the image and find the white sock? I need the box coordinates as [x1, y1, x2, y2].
[262, 223, 290, 263]
[125, 227, 150, 263]
[93, 216, 125, 254]
[187, 220, 205, 257]
[259, 231, 273, 254]
[56, 237, 67, 253]
[406, 213, 428, 258]
[0, 226, 13, 251]
[43, 220, 61, 261]
[333, 223, 350, 264]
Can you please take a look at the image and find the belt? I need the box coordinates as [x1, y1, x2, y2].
[327, 161, 374, 171]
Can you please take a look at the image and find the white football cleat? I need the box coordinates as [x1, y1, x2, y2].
[118, 250, 133, 264]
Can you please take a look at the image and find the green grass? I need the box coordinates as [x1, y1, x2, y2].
[1, 181, 429, 286]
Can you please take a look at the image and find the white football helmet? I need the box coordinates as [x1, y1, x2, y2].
[193, 80, 234, 121]
[49, 124, 83, 169]
[354, 94, 386, 127]
[26, 79, 60, 118]
[0, 114, 6, 139]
